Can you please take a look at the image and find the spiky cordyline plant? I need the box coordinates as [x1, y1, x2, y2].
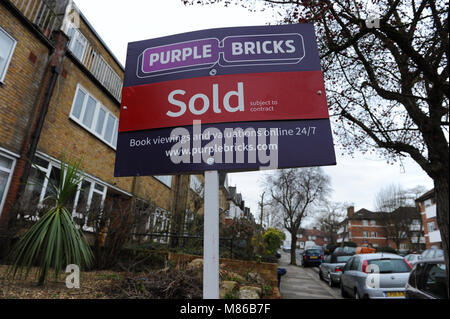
[8, 155, 94, 285]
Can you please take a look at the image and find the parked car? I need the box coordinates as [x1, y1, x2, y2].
[319, 253, 354, 287]
[302, 248, 323, 267]
[398, 249, 409, 257]
[405, 258, 447, 299]
[304, 241, 317, 251]
[404, 254, 421, 266]
[420, 247, 444, 261]
[340, 253, 412, 299]
[333, 246, 356, 255]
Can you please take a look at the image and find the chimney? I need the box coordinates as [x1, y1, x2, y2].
[347, 206, 355, 217]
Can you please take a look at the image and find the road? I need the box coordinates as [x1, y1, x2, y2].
[278, 252, 342, 299]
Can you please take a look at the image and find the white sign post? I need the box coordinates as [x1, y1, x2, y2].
[203, 169, 220, 299]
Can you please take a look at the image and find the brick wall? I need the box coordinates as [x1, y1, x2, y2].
[0, 5, 49, 154]
[349, 219, 389, 247]
[1, 2, 205, 233]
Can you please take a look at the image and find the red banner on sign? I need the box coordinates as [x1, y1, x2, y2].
[119, 71, 329, 132]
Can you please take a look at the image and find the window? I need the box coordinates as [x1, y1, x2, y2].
[336, 255, 352, 263]
[424, 199, 432, 208]
[344, 258, 354, 271]
[0, 27, 17, 82]
[362, 220, 369, 226]
[70, 85, 118, 149]
[67, 23, 87, 61]
[363, 231, 369, 238]
[368, 259, 411, 273]
[400, 243, 408, 250]
[435, 250, 444, 258]
[371, 231, 377, 238]
[0, 152, 16, 216]
[350, 257, 360, 271]
[154, 175, 172, 188]
[20, 155, 110, 231]
[370, 220, 376, 226]
[427, 221, 436, 232]
[420, 263, 447, 298]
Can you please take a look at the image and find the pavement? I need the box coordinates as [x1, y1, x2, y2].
[278, 252, 342, 299]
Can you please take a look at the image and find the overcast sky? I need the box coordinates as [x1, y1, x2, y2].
[73, 0, 434, 225]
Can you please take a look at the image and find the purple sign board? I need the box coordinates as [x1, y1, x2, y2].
[114, 24, 336, 177]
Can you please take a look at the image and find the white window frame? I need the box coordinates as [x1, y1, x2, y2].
[22, 153, 123, 232]
[0, 149, 18, 216]
[69, 84, 118, 149]
[67, 22, 87, 62]
[0, 27, 17, 83]
[362, 219, 369, 226]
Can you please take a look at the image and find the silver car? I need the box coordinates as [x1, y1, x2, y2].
[319, 254, 353, 287]
[405, 254, 421, 266]
[340, 253, 412, 299]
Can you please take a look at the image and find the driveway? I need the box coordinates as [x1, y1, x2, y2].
[278, 252, 342, 299]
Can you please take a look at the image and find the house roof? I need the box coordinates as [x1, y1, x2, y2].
[349, 208, 386, 219]
[298, 228, 326, 237]
[391, 206, 421, 218]
[415, 188, 435, 202]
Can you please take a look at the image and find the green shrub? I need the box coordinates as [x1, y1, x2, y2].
[7, 156, 93, 285]
[262, 228, 286, 256]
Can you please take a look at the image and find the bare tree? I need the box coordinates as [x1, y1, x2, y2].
[315, 201, 348, 244]
[380, 207, 423, 251]
[375, 183, 414, 212]
[265, 167, 331, 265]
[185, 0, 449, 295]
[375, 184, 425, 251]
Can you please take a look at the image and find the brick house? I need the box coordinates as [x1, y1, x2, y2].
[415, 189, 442, 249]
[224, 184, 253, 225]
[0, 0, 211, 245]
[297, 227, 329, 249]
[337, 206, 424, 251]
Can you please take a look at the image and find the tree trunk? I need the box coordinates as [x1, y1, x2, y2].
[434, 175, 449, 298]
[290, 233, 297, 265]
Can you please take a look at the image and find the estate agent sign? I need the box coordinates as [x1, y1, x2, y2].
[114, 24, 336, 177]
[114, 24, 336, 300]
